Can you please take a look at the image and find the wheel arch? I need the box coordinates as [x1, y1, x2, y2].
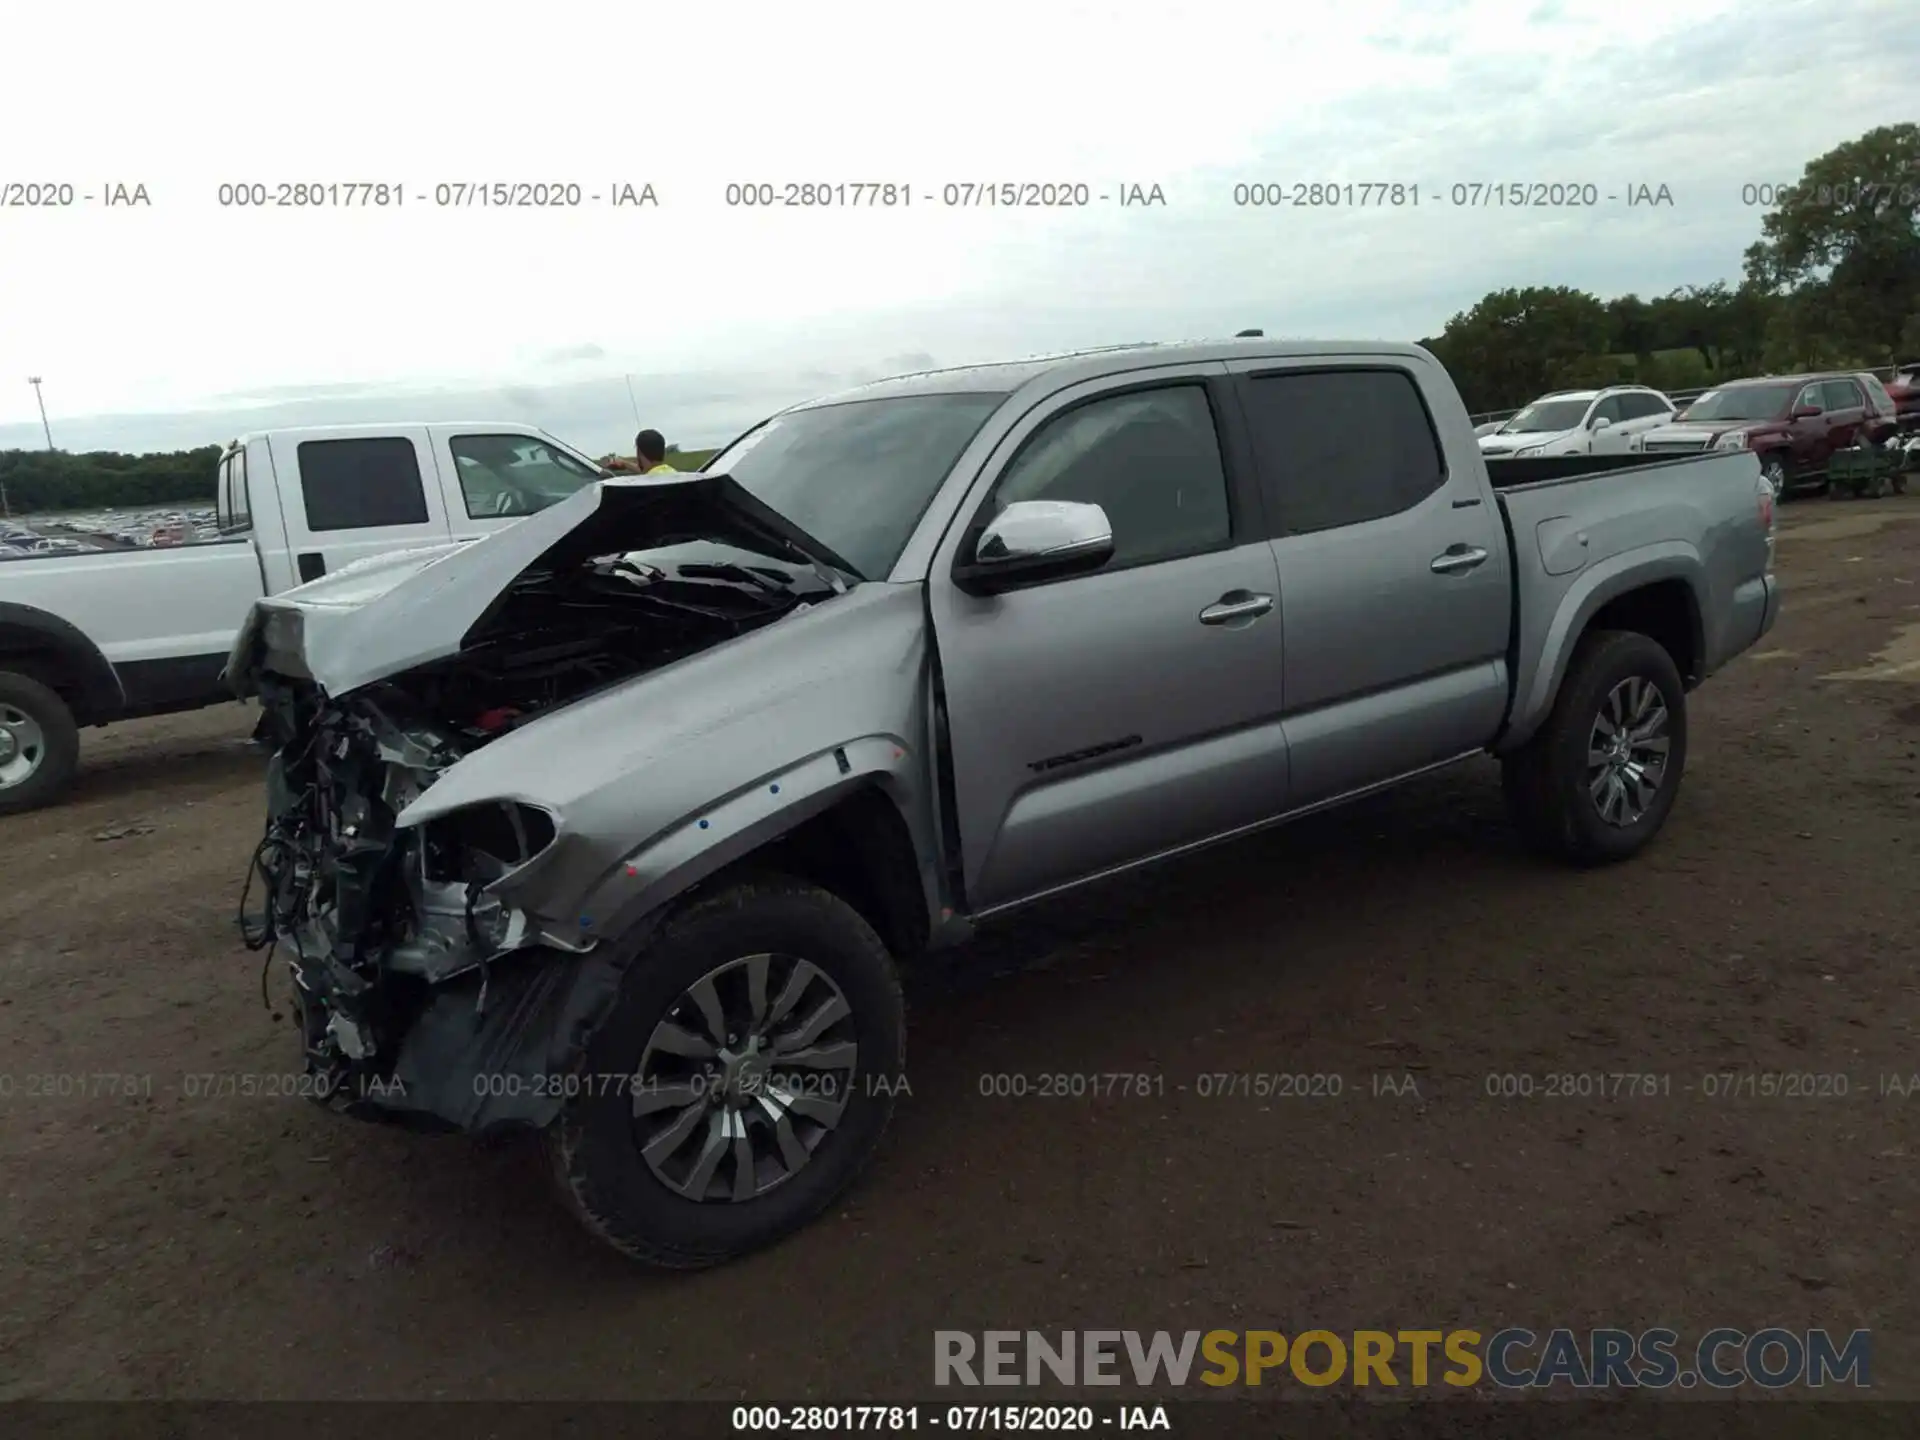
[1502, 550, 1704, 753]
[722, 787, 934, 960]
[0, 602, 124, 724]
[554, 737, 939, 963]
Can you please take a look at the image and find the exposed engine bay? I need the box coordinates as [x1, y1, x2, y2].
[237, 531, 842, 1131]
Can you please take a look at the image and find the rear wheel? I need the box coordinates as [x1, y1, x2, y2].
[548, 875, 905, 1268]
[1502, 630, 1688, 866]
[0, 671, 80, 816]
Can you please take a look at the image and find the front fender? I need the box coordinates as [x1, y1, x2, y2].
[1500, 542, 1704, 753]
[535, 735, 924, 952]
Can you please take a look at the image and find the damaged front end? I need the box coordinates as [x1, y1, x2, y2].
[242, 675, 586, 1132]
[230, 474, 857, 1133]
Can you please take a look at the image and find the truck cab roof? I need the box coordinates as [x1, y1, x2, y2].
[790, 338, 1436, 409]
[226, 419, 557, 450]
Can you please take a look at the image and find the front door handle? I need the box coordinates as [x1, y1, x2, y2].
[1199, 590, 1274, 625]
[1431, 544, 1489, 575]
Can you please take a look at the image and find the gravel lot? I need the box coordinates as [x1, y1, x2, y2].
[3, 497, 1918, 1404]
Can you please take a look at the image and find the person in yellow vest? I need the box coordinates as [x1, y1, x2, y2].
[635, 429, 677, 475]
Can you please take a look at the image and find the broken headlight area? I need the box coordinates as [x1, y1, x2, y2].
[240, 678, 563, 1111]
[235, 539, 834, 1127]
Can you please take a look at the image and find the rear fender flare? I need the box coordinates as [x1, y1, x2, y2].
[1501, 543, 1704, 752]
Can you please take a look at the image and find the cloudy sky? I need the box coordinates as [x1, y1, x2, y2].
[0, 0, 1914, 457]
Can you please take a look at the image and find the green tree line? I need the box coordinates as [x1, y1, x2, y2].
[0, 445, 223, 516]
[1422, 124, 1920, 414]
[5, 126, 1914, 514]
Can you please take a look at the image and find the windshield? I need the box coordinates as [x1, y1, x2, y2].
[449, 434, 606, 519]
[1500, 398, 1591, 434]
[1677, 386, 1794, 422]
[704, 392, 1007, 579]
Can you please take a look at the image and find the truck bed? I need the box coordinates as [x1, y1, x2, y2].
[0, 539, 264, 719]
[1483, 452, 1722, 488]
[1488, 447, 1775, 752]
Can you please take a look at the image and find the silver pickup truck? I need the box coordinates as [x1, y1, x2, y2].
[227, 339, 1779, 1268]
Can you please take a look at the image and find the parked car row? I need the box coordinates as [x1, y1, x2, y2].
[0, 528, 94, 559]
[0, 509, 228, 561]
[1483, 369, 1906, 499]
[1631, 370, 1900, 498]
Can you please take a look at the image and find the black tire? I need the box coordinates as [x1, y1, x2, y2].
[0, 671, 81, 816]
[1501, 629, 1688, 867]
[548, 875, 905, 1268]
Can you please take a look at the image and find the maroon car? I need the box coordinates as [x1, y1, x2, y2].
[1635, 371, 1900, 497]
[1886, 363, 1920, 433]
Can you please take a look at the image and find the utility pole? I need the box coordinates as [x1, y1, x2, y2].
[28, 376, 53, 450]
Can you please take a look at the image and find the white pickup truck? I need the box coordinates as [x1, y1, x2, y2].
[0, 422, 613, 813]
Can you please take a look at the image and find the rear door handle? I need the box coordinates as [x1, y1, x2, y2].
[1431, 544, 1489, 575]
[1199, 590, 1274, 625]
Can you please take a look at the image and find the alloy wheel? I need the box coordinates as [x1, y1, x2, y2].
[1586, 677, 1671, 827]
[632, 953, 859, 1202]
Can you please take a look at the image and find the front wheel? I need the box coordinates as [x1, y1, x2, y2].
[1502, 630, 1689, 866]
[548, 876, 905, 1268]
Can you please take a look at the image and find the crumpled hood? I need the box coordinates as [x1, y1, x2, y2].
[226, 472, 852, 698]
[393, 580, 926, 833]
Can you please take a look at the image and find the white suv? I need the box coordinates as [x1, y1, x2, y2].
[1479, 386, 1677, 457]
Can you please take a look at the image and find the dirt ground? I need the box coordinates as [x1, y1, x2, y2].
[2, 497, 1918, 1405]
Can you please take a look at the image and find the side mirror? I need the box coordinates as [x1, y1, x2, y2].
[1792, 405, 1822, 419]
[953, 500, 1114, 595]
[1590, 415, 1613, 431]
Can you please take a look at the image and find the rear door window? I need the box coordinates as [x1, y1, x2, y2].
[296, 438, 431, 531]
[1821, 379, 1864, 412]
[1236, 368, 1446, 535]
